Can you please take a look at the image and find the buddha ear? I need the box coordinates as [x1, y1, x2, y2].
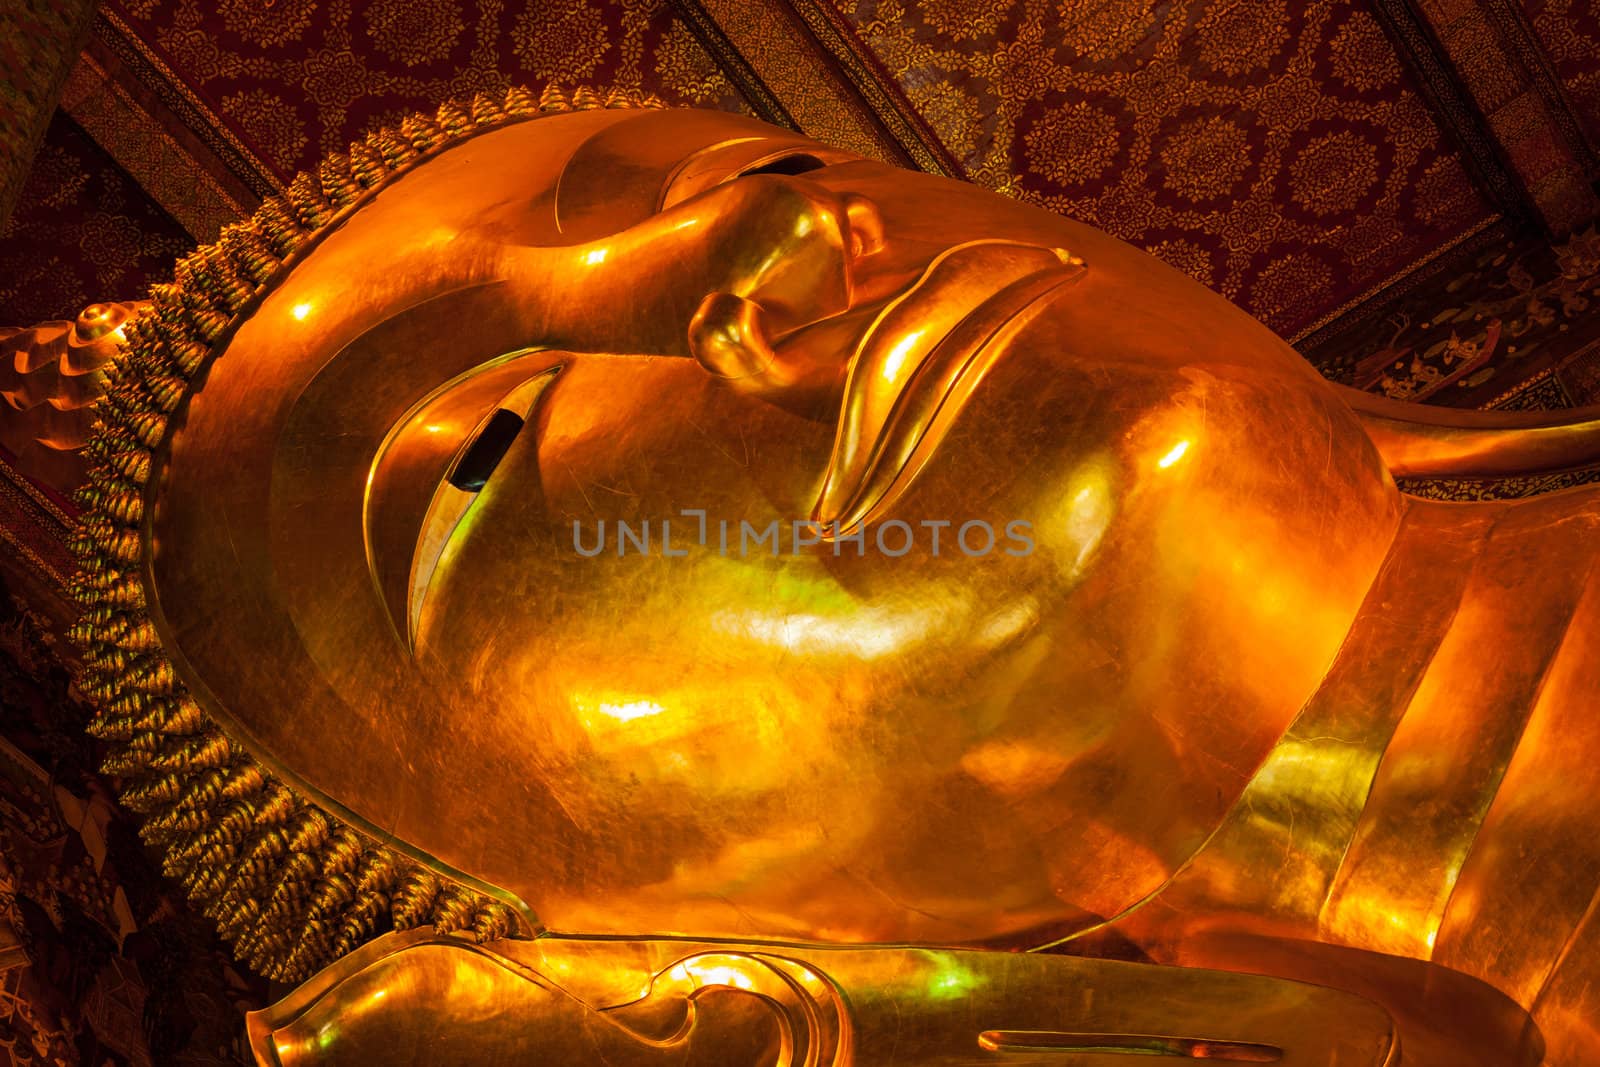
[1336, 382, 1600, 479]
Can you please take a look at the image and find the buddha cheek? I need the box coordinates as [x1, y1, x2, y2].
[413, 586, 904, 866]
[402, 374, 893, 855]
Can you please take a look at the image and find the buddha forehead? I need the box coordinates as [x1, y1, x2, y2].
[146, 105, 1401, 944]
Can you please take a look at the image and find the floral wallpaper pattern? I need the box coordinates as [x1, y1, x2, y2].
[829, 0, 1498, 337]
[108, 0, 745, 182]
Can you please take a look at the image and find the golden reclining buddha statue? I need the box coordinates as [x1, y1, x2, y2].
[66, 86, 1600, 1065]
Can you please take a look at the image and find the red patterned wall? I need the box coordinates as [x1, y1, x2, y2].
[4, 0, 1533, 344]
[102, 0, 747, 184]
[827, 0, 1499, 337]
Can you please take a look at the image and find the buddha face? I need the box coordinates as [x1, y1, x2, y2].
[150, 106, 1402, 946]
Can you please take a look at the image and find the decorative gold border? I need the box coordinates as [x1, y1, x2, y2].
[0, 455, 76, 596]
[1485, 367, 1570, 411]
[0, 456, 74, 530]
[0, 527, 68, 590]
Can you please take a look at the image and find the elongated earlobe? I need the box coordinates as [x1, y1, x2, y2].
[1341, 383, 1600, 478]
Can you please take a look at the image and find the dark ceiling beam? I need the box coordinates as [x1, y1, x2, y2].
[89, 8, 281, 203]
[1370, 0, 1537, 231]
[1374, 0, 1600, 236]
[0, 0, 98, 231]
[668, 0, 801, 133]
[668, 0, 962, 178]
[782, 0, 966, 179]
[60, 48, 254, 243]
[1478, 0, 1600, 185]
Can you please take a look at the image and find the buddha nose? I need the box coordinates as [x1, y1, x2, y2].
[842, 193, 884, 260]
[687, 193, 883, 411]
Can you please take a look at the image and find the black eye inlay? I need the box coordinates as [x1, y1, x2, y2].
[447, 408, 524, 492]
[740, 153, 828, 178]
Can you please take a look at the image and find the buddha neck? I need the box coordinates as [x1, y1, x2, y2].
[1106, 484, 1600, 1012]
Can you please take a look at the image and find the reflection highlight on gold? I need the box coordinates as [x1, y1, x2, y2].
[62, 93, 1600, 1065]
[1157, 438, 1191, 468]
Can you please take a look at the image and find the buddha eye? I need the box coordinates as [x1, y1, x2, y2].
[737, 153, 828, 178]
[363, 363, 561, 652]
[447, 408, 525, 492]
